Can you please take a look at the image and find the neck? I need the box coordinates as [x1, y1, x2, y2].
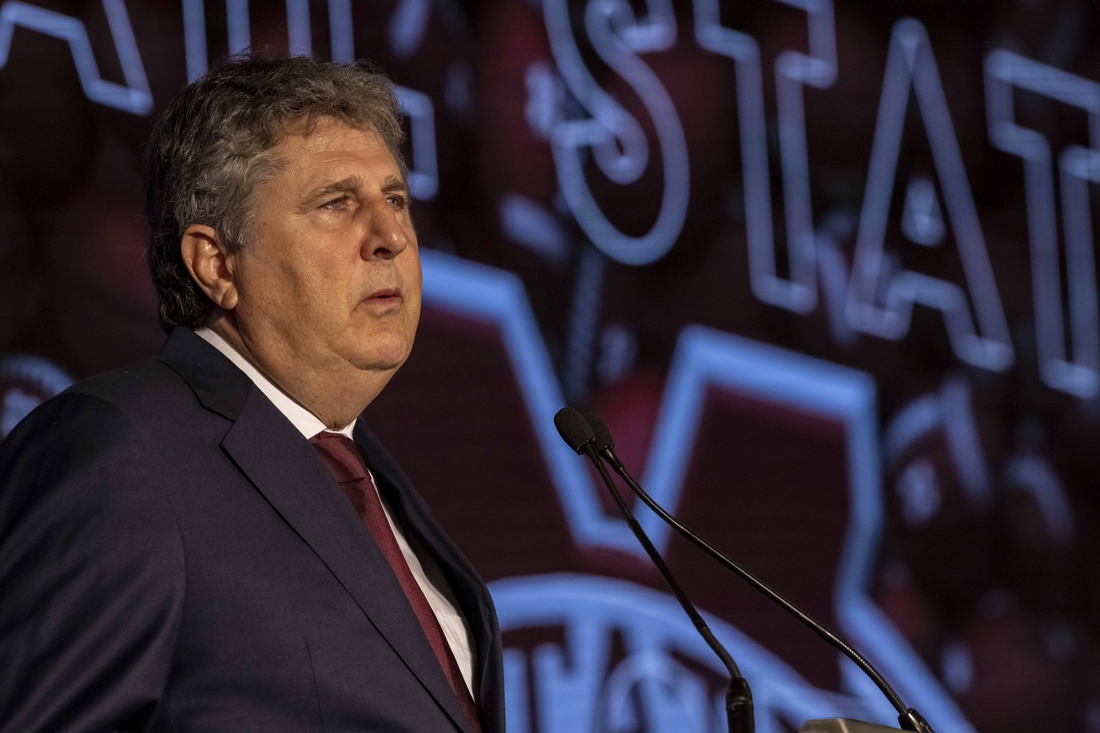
[207, 312, 391, 430]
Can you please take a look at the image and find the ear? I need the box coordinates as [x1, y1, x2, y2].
[179, 225, 238, 311]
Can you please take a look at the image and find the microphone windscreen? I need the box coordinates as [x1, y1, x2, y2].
[554, 407, 596, 454]
[583, 411, 615, 453]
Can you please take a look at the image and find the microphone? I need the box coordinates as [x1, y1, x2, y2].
[581, 410, 935, 733]
[553, 407, 755, 733]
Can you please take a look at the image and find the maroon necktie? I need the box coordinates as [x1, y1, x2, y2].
[309, 431, 482, 733]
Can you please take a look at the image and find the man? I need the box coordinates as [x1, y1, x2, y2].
[0, 55, 503, 733]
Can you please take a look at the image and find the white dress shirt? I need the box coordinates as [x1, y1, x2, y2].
[194, 327, 476, 697]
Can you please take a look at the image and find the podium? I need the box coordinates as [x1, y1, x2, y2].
[800, 720, 905, 733]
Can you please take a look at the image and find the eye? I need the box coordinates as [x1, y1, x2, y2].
[387, 193, 409, 210]
[321, 195, 350, 211]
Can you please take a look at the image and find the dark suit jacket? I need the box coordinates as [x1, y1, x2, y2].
[0, 327, 505, 733]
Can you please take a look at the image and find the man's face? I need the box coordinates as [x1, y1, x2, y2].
[230, 118, 421, 378]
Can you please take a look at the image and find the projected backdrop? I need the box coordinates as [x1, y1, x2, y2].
[1, 1, 1099, 732]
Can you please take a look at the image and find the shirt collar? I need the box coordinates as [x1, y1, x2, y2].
[194, 327, 355, 440]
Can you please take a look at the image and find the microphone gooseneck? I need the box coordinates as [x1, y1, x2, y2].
[581, 411, 935, 733]
[553, 407, 755, 733]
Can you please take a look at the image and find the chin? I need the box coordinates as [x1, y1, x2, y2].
[337, 320, 416, 370]
[355, 354, 407, 372]
[347, 339, 412, 372]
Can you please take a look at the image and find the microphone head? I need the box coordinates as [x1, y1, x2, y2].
[583, 411, 615, 453]
[554, 407, 596, 454]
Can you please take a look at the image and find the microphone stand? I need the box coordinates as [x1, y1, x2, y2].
[554, 408, 754, 733]
[584, 443, 754, 733]
[582, 412, 934, 733]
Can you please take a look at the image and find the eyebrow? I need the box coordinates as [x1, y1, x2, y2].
[304, 174, 410, 204]
[307, 175, 363, 201]
[381, 175, 409, 195]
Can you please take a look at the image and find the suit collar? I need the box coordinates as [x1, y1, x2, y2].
[156, 327, 252, 421]
[158, 326, 353, 439]
[193, 327, 356, 440]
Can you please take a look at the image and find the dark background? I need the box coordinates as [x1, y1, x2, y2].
[1, 0, 1098, 731]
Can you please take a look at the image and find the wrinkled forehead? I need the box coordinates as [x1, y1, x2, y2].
[274, 114, 407, 179]
[253, 118, 409, 207]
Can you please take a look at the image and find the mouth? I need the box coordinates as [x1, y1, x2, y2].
[361, 287, 402, 307]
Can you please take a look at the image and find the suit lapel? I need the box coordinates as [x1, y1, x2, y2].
[355, 421, 506, 733]
[159, 329, 473, 733]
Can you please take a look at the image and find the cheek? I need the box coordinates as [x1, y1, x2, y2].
[275, 237, 346, 308]
[239, 245, 335, 332]
[236, 252, 288, 316]
[400, 247, 423, 317]
[405, 288, 422, 335]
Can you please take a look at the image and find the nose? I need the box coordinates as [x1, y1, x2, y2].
[361, 196, 412, 260]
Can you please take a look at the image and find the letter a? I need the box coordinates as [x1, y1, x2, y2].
[846, 19, 1013, 372]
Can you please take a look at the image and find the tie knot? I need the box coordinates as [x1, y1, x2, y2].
[309, 432, 370, 483]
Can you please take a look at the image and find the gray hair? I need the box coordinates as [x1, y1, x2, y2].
[145, 53, 406, 330]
